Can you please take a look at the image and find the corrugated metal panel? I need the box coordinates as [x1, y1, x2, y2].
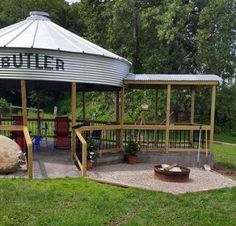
[0, 48, 129, 87]
[0, 11, 131, 65]
[0, 12, 131, 87]
[125, 74, 222, 82]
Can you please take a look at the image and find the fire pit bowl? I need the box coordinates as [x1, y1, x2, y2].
[154, 164, 190, 182]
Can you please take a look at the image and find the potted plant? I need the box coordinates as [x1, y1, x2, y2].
[87, 137, 100, 170]
[125, 140, 141, 164]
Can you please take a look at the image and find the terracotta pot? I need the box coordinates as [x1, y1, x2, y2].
[87, 160, 93, 170]
[127, 155, 138, 164]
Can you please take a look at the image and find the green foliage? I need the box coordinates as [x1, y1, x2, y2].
[78, 0, 113, 48]
[125, 140, 141, 155]
[87, 137, 100, 160]
[197, 0, 236, 78]
[0, 98, 10, 108]
[28, 90, 54, 113]
[215, 84, 236, 134]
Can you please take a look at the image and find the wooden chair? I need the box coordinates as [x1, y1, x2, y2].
[12, 116, 25, 151]
[54, 117, 71, 149]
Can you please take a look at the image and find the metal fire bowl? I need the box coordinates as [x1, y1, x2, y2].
[154, 165, 190, 182]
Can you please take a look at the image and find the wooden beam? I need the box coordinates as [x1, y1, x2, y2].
[165, 85, 171, 152]
[71, 82, 77, 159]
[209, 85, 216, 153]
[190, 89, 195, 145]
[76, 124, 210, 132]
[0, 125, 24, 131]
[82, 91, 86, 122]
[20, 80, 27, 126]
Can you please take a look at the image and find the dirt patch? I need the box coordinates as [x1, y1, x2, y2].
[214, 164, 236, 179]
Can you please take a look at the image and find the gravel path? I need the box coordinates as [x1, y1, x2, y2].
[88, 163, 236, 194]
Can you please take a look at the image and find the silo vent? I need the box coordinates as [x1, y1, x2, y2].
[27, 11, 51, 21]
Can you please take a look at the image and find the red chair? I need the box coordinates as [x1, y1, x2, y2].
[54, 117, 71, 149]
[12, 116, 25, 151]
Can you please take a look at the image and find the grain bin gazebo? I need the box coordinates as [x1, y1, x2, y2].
[0, 12, 221, 179]
[0, 12, 130, 178]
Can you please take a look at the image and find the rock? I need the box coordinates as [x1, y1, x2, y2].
[0, 135, 22, 174]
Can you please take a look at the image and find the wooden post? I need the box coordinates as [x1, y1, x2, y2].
[116, 91, 120, 123]
[21, 80, 32, 178]
[119, 87, 125, 150]
[154, 89, 158, 147]
[71, 82, 77, 159]
[209, 85, 216, 153]
[116, 91, 120, 147]
[81, 142, 87, 177]
[155, 89, 159, 124]
[82, 91, 86, 122]
[165, 85, 171, 152]
[20, 80, 27, 126]
[190, 89, 195, 146]
[23, 127, 33, 179]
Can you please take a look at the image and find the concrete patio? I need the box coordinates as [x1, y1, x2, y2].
[33, 150, 80, 179]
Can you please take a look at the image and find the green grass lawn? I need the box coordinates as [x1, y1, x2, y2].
[214, 133, 236, 144]
[213, 143, 236, 170]
[0, 178, 235, 226]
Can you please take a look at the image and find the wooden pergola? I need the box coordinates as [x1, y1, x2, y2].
[73, 74, 221, 176]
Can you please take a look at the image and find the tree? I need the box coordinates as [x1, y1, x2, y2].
[197, 0, 236, 79]
[215, 84, 236, 133]
[0, 0, 74, 30]
[109, 0, 160, 73]
[77, 0, 114, 48]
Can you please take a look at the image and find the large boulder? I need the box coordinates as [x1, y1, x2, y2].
[0, 135, 22, 174]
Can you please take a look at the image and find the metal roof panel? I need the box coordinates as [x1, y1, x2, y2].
[0, 11, 130, 64]
[125, 74, 222, 82]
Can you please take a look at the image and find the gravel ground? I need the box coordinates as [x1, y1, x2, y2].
[88, 163, 236, 194]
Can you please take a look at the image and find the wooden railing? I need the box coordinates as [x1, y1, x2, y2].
[74, 124, 211, 176]
[76, 124, 210, 151]
[74, 129, 87, 177]
[0, 118, 115, 137]
[0, 125, 33, 179]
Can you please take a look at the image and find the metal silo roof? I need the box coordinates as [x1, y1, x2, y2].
[0, 11, 129, 64]
[0, 12, 130, 87]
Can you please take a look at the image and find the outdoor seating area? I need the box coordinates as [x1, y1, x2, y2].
[0, 11, 222, 179]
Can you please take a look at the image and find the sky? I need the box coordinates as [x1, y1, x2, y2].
[65, 0, 80, 4]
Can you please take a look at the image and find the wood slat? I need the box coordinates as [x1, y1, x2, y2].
[23, 126, 33, 179]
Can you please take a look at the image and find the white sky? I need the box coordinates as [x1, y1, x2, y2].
[65, 0, 80, 4]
